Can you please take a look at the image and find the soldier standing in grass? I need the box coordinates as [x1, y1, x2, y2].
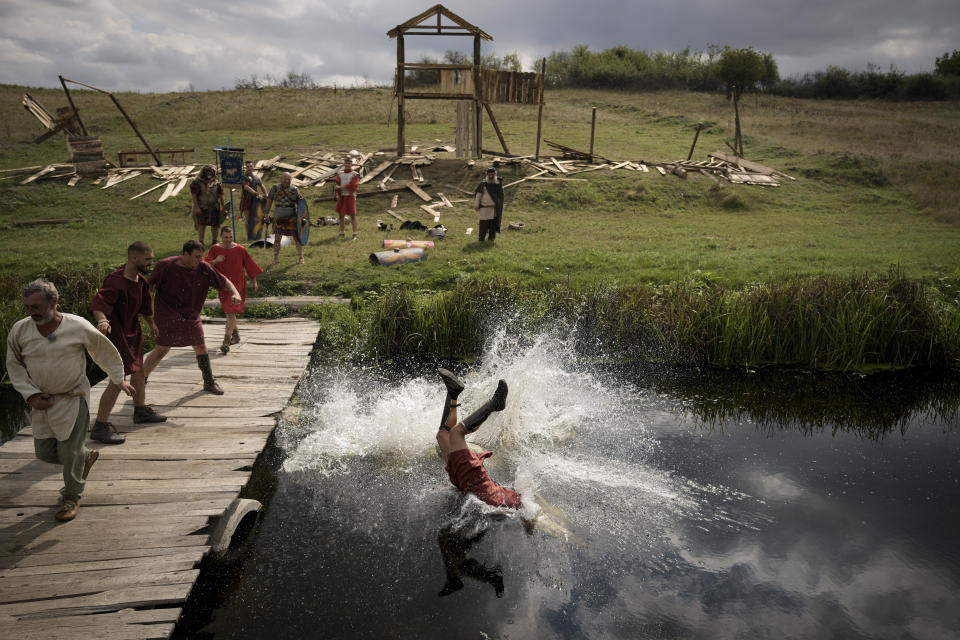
[335, 156, 360, 240]
[264, 172, 305, 265]
[90, 241, 167, 445]
[473, 167, 504, 242]
[190, 165, 225, 246]
[204, 226, 263, 354]
[239, 161, 266, 222]
[142, 240, 242, 395]
[6, 279, 135, 521]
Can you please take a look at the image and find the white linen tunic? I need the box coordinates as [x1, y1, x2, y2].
[6, 313, 125, 440]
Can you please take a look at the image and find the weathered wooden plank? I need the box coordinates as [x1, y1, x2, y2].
[0, 553, 201, 579]
[0, 583, 194, 619]
[0, 489, 242, 504]
[0, 608, 180, 639]
[406, 181, 432, 202]
[0, 534, 210, 557]
[0, 568, 200, 604]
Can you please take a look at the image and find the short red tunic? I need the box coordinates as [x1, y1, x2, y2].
[148, 256, 227, 347]
[335, 170, 359, 217]
[445, 449, 523, 509]
[204, 244, 263, 314]
[90, 267, 153, 375]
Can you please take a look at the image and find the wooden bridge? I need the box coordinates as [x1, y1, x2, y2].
[0, 317, 319, 639]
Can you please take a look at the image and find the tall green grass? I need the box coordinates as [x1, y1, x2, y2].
[3, 269, 959, 386]
[311, 270, 960, 371]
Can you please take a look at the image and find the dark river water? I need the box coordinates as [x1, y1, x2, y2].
[178, 331, 960, 640]
[4, 329, 958, 639]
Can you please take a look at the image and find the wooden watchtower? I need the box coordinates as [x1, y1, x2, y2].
[388, 4, 491, 158]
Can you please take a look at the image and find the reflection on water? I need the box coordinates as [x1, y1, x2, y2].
[184, 329, 960, 638]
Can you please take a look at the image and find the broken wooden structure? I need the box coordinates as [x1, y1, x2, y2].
[388, 4, 544, 159]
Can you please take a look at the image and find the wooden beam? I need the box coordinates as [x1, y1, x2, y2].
[482, 102, 510, 156]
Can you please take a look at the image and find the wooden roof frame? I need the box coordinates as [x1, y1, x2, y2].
[387, 4, 492, 40]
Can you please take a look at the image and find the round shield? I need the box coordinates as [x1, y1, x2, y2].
[296, 198, 310, 245]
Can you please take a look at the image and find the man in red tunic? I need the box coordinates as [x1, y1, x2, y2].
[90, 241, 166, 444]
[142, 240, 242, 395]
[435, 369, 522, 509]
[204, 226, 263, 354]
[334, 157, 360, 240]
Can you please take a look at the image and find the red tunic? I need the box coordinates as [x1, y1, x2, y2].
[90, 267, 153, 375]
[204, 244, 263, 314]
[445, 449, 523, 509]
[148, 256, 227, 347]
[334, 170, 359, 217]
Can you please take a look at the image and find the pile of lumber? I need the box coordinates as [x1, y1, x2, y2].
[67, 135, 106, 176]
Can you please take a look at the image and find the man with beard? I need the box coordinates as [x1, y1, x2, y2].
[190, 164, 225, 245]
[473, 167, 504, 242]
[89, 241, 165, 445]
[6, 279, 134, 521]
[264, 172, 305, 265]
[143, 240, 242, 395]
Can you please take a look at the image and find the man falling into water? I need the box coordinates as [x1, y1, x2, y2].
[435, 369, 522, 509]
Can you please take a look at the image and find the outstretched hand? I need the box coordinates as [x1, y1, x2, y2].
[119, 382, 136, 397]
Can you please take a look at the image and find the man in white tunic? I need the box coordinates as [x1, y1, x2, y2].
[6, 279, 134, 521]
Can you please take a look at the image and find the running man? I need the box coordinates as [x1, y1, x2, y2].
[204, 226, 262, 354]
[435, 369, 522, 509]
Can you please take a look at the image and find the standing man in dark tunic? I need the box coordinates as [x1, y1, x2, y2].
[263, 172, 305, 265]
[142, 240, 242, 395]
[473, 167, 504, 242]
[239, 161, 266, 222]
[190, 165, 224, 246]
[90, 241, 166, 445]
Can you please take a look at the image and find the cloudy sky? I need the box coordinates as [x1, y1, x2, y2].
[1, 0, 957, 92]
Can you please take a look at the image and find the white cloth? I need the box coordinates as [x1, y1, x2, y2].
[475, 185, 496, 220]
[6, 313, 125, 440]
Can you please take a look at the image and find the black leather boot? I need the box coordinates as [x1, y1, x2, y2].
[460, 380, 508, 433]
[197, 353, 223, 395]
[437, 368, 464, 429]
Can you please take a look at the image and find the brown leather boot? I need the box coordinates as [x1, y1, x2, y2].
[55, 498, 80, 521]
[90, 421, 125, 444]
[133, 405, 167, 423]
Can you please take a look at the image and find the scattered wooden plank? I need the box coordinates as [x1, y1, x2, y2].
[438, 193, 453, 208]
[550, 157, 568, 174]
[406, 181, 432, 202]
[19, 165, 55, 185]
[391, 194, 399, 209]
[101, 170, 142, 190]
[527, 176, 588, 182]
[699, 169, 722, 184]
[12, 219, 84, 227]
[130, 180, 174, 200]
[386, 209, 404, 221]
[67, 175, 80, 187]
[360, 160, 393, 184]
[655, 166, 667, 176]
[442, 183, 474, 196]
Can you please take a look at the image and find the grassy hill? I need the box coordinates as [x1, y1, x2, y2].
[1, 84, 959, 375]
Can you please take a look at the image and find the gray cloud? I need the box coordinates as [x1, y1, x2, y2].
[0, 0, 957, 92]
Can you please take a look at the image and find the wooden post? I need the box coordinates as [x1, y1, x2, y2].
[108, 94, 162, 166]
[58, 75, 87, 136]
[535, 58, 545, 161]
[733, 86, 743, 157]
[397, 35, 406, 157]
[686, 122, 703, 161]
[473, 35, 482, 158]
[588, 106, 597, 162]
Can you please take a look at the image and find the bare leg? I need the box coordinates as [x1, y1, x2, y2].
[130, 369, 147, 406]
[222, 314, 236, 353]
[96, 381, 122, 422]
[198, 225, 206, 245]
[436, 401, 470, 462]
[272, 233, 282, 265]
[338, 215, 345, 237]
[142, 345, 171, 377]
[192, 343, 208, 356]
[350, 215, 358, 239]
[295, 239, 305, 264]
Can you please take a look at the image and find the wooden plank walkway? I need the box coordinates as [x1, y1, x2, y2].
[0, 317, 319, 639]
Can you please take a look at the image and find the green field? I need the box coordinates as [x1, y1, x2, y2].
[1, 84, 959, 374]
[2, 85, 958, 295]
